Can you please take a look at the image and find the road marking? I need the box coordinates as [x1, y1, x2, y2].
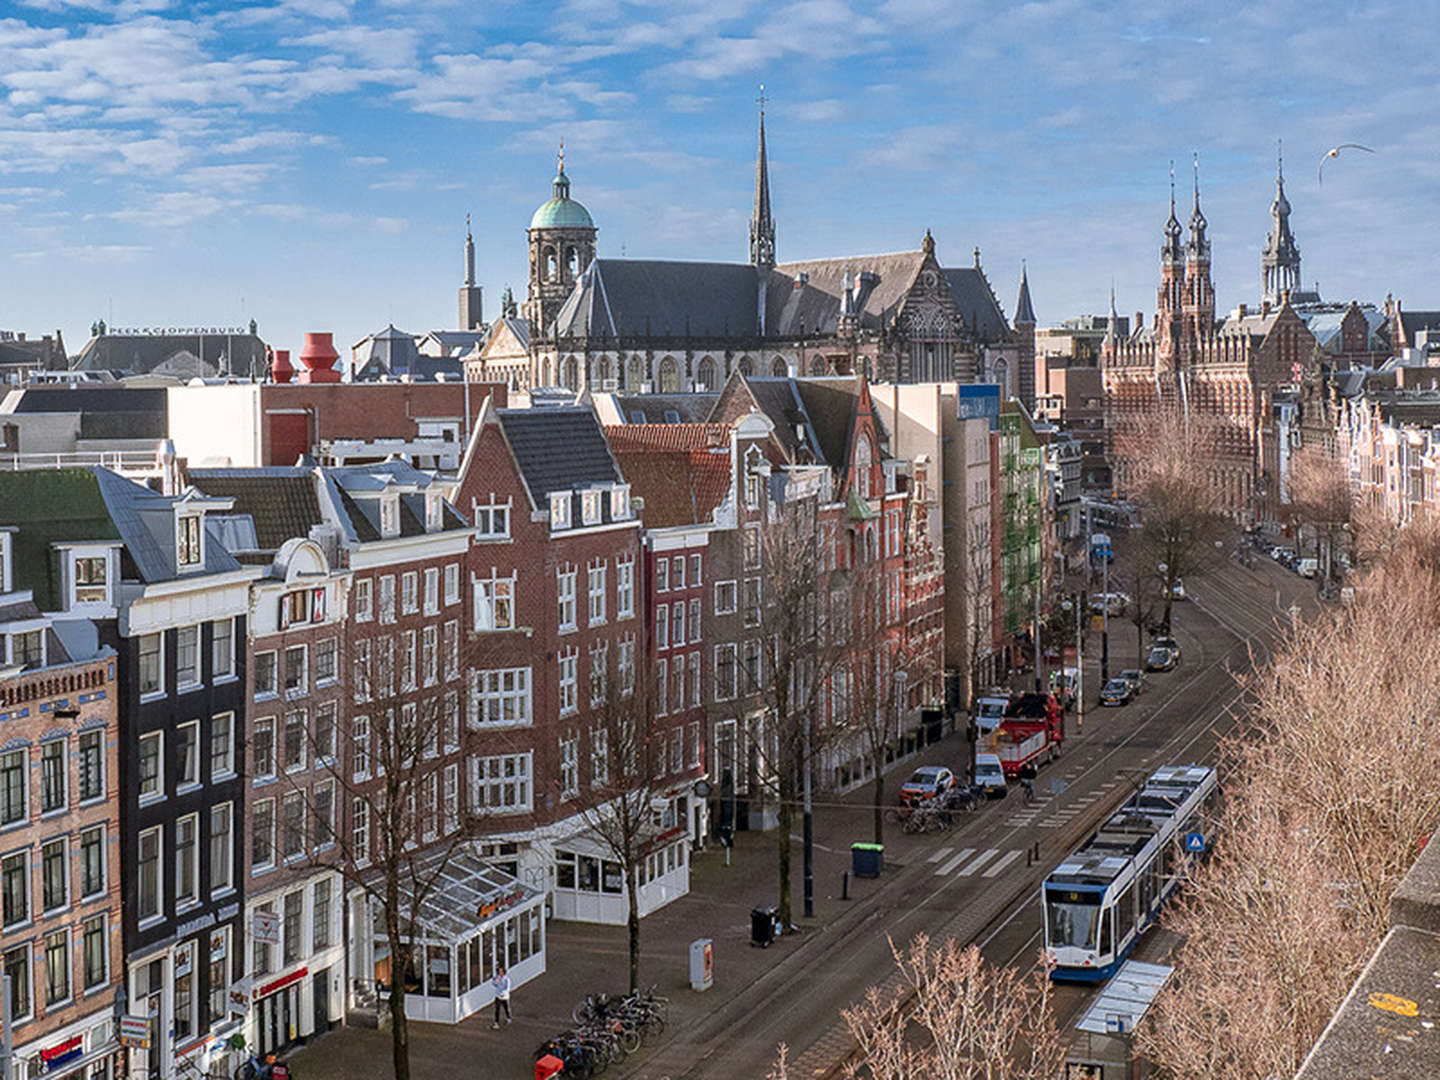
[933, 848, 975, 876]
[983, 849, 1024, 878]
[957, 849, 1000, 876]
[927, 847, 953, 864]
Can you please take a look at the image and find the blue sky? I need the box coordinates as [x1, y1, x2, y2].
[2, 0, 1437, 356]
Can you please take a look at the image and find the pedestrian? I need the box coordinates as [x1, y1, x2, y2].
[492, 965, 512, 1028]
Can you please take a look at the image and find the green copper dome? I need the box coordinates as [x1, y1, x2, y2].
[530, 196, 594, 230]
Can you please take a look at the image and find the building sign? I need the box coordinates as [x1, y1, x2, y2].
[39, 1035, 84, 1071]
[108, 327, 251, 337]
[956, 383, 1002, 429]
[253, 909, 281, 947]
[475, 888, 526, 921]
[256, 967, 308, 1000]
[210, 928, 228, 962]
[118, 1016, 151, 1050]
[174, 941, 194, 978]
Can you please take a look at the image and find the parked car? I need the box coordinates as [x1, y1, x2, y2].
[1296, 557, 1318, 578]
[973, 753, 1008, 798]
[1170, 577, 1187, 600]
[1152, 634, 1181, 662]
[1146, 644, 1177, 671]
[1120, 668, 1145, 695]
[900, 766, 954, 805]
[1099, 678, 1134, 706]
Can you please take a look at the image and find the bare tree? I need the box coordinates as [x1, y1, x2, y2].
[1287, 442, 1354, 588]
[768, 935, 1062, 1080]
[1138, 523, 1440, 1079]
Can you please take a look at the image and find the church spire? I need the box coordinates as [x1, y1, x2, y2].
[749, 86, 776, 269]
[1162, 160, 1183, 266]
[1014, 262, 1036, 325]
[1263, 138, 1301, 306]
[464, 213, 475, 287]
[1187, 153, 1209, 259]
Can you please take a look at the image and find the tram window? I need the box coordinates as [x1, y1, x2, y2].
[1046, 894, 1100, 950]
[1115, 884, 1136, 945]
[1098, 909, 1112, 957]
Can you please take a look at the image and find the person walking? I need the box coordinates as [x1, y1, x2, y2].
[492, 966, 512, 1028]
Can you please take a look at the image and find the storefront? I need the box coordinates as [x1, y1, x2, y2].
[550, 830, 690, 925]
[357, 846, 546, 1025]
[15, 1012, 122, 1080]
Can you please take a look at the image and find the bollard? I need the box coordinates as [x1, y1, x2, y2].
[841, 871, 850, 901]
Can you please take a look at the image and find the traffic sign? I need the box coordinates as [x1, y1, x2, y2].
[118, 1015, 151, 1050]
[1184, 832, 1206, 853]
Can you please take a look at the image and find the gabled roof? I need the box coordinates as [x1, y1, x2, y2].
[713, 374, 824, 462]
[94, 469, 243, 582]
[612, 394, 719, 425]
[481, 318, 531, 356]
[768, 251, 925, 336]
[72, 333, 269, 378]
[419, 330, 488, 358]
[1398, 310, 1440, 347]
[497, 406, 624, 503]
[188, 467, 323, 553]
[604, 423, 729, 454]
[555, 260, 760, 339]
[943, 266, 1012, 344]
[790, 377, 864, 471]
[605, 425, 732, 529]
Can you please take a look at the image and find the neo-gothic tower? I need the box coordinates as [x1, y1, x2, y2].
[1183, 157, 1215, 346]
[524, 147, 597, 337]
[1262, 144, 1301, 307]
[1156, 165, 1186, 372]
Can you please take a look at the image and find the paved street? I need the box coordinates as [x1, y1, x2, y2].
[287, 553, 1313, 1080]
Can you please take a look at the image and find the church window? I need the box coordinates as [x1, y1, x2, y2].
[658, 357, 680, 394]
[566, 246, 579, 277]
[564, 356, 579, 391]
[696, 357, 716, 391]
[626, 355, 644, 391]
[771, 357, 787, 376]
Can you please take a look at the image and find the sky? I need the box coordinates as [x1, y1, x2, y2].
[1, 0, 1437, 356]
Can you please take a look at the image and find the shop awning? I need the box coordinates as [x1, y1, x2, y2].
[365, 844, 543, 946]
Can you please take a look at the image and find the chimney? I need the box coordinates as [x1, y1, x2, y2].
[270, 348, 295, 384]
[1134, 312, 1143, 335]
[1261, 300, 1272, 318]
[297, 332, 341, 384]
[1237, 303, 1248, 318]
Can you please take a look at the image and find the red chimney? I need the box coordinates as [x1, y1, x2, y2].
[270, 347, 295, 384]
[298, 332, 342, 384]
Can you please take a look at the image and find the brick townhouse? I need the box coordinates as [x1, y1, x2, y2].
[0, 528, 124, 1080]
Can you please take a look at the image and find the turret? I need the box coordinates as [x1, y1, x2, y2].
[1262, 140, 1302, 307]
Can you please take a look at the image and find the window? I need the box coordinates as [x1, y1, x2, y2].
[422, 625, 438, 686]
[40, 738, 65, 813]
[282, 587, 317, 627]
[210, 711, 234, 778]
[558, 649, 578, 716]
[252, 717, 275, 780]
[671, 728, 684, 775]
[672, 555, 686, 589]
[656, 659, 668, 717]
[691, 553, 703, 586]
[469, 668, 532, 727]
[589, 641, 608, 706]
[611, 485, 630, 518]
[283, 792, 306, 861]
[284, 710, 306, 772]
[743, 525, 761, 569]
[714, 580, 737, 615]
[74, 554, 107, 603]
[176, 625, 201, 688]
[175, 813, 198, 907]
[176, 721, 199, 788]
[0, 750, 24, 826]
[1, 852, 27, 928]
[210, 804, 232, 894]
[474, 573, 515, 631]
[313, 879, 333, 949]
[689, 651, 701, 708]
[557, 566, 577, 630]
[10, 630, 42, 669]
[208, 928, 228, 1021]
[314, 702, 337, 762]
[590, 727, 609, 786]
[443, 764, 459, 834]
[354, 578, 373, 621]
[444, 563, 461, 605]
[688, 720, 701, 767]
[559, 734, 579, 798]
[672, 602, 686, 649]
[588, 561, 607, 624]
[3, 947, 29, 1022]
[80, 826, 105, 898]
[353, 715, 371, 779]
[581, 490, 601, 525]
[212, 617, 234, 679]
[252, 800, 275, 870]
[472, 753, 532, 812]
[474, 496, 511, 539]
[401, 571, 419, 614]
[744, 577, 762, 627]
[378, 575, 396, 624]
[253, 902, 276, 976]
[42, 838, 66, 912]
[672, 655, 685, 714]
[313, 781, 335, 849]
[715, 644, 737, 701]
[743, 639, 762, 689]
[139, 632, 164, 696]
[139, 732, 163, 798]
[424, 567, 440, 615]
[550, 492, 571, 529]
[177, 514, 202, 567]
[352, 639, 372, 702]
[444, 620, 459, 680]
[45, 929, 69, 1006]
[284, 645, 307, 696]
[352, 798, 370, 865]
[656, 558, 669, 592]
[83, 915, 107, 991]
[618, 635, 635, 696]
[283, 890, 304, 966]
[137, 827, 161, 921]
[315, 638, 338, 684]
[656, 603, 669, 649]
[616, 556, 635, 618]
[253, 650, 277, 697]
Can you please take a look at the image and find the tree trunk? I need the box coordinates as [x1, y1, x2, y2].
[626, 859, 641, 993]
[386, 900, 411, 1080]
[872, 753, 885, 845]
[777, 763, 794, 928]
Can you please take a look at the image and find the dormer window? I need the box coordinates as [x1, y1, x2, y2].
[610, 485, 630, 520]
[474, 496, 511, 539]
[744, 447, 766, 510]
[380, 494, 399, 538]
[177, 515, 203, 569]
[550, 492, 571, 530]
[425, 491, 444, 534]
[581, 491, 601, 526]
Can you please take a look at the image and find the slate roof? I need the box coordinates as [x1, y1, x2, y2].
[1014, 267, 1037, 325]
[554, 260, 761, 339]
[1398, 310, 1440, 346]
[72, 333, 268, 378]
[942, 267, 1013, 344]
[188, 468, 323, 552]
[352, 324, 422, 380]
[94, 469, 243, 582]
[768, 252, 925, 336]
[497, 407, 623, 503]
[790, 377, 863, 471]
[325, 461, 468, 539]
[1301, 308, 1386, 352]
[3, 386, 169, 440]
[612, 394, 719, 424]
[1220, 310, 1281, 340]
[728, 376, 826, 462]
[420, 330, 488, 358]
[483, 318, 531, 354]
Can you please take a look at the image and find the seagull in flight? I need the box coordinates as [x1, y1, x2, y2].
[1318, 143, 1375, 184]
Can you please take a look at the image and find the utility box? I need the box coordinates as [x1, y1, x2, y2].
[689, 938, 713, 991]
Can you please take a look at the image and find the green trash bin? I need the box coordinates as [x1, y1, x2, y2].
[851, 842, 884, 878]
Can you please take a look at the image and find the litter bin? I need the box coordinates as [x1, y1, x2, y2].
[535, 1055, 565, 1080]
[750, 906, 776, 947]
[851, 842, 884, 878]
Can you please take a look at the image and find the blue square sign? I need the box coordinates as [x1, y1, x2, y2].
[1185, 832, 1206, 853]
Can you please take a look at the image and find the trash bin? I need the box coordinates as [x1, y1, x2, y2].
[535, 1054, 565, 1080]
[750, 905, 776, 947]
[851, 842, 884, 878]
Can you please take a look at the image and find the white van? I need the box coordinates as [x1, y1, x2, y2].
[974, 753, 1008, 798]
[1296, 558, 1318, 578]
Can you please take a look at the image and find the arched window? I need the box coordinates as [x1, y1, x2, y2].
[627, 355, 644, 391]
[597, 356, 612, 386]
[738, 356, 754, 376]
[564, 356, 579, 391]
[854, 433, 873, 499]
[696, 356, 716, 391]
[658, 356, 680, 393]
[771, 356, 788, 376]
[544, 247, 558, 281]
[566, 246, 579, 278]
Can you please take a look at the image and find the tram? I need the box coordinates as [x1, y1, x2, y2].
[1043, 764, 1217, 982]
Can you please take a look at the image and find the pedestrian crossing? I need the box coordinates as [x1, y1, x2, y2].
[927, 846, 1028, 880]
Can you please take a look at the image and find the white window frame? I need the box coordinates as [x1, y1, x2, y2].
[176, 513, 203, 569]
[618, 634, 635, 696]
[401, 571, 419, 615]
[138, 731, 164, 802]
[610, 484, 630, 520]
[210, 802, 233, 896]
[354, 577, 373, 621]
[656, 558, 669, 592]
[474, 572, 516, 631]
[139, 631, 164, 698]
[471, 752, 533, 813]
[137, 826, 163, 926]
[469, 668, 533, 728]
[690, 552, 703, 586]
[558, 649, 579, 717]
[253, 648, 277, 699]
[714, 580, 738, 615]
[176, 720, 200, 791]
[212, 617, 235, 681]
[559, 733, 579, 799]
[550, 492, 571, 529]
[557, 565, 578, 631]
[587, 560, 607, 625]
[616, 555, 635, 619]
[175, 812, 199, 909]
[70, 549, 110, 606]
[444, 563, 461, 604]
[714, 643, 738, 701]
[474, 495, 513, 539]
[423, 567, 440, 615]
[581, 490, 602, 525]
[656, 602, 669, 650]
[378, 574, 396, 624]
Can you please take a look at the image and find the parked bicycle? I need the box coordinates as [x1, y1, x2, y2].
[543, 987, 672, 1078]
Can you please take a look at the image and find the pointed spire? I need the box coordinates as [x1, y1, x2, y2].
[464, 212, 475, 286]
[1187, 152, 1209, 258]
[552, 140, 570, 200]
[1162, 160, 1183, 263]
[1264, 137, 1300, 306]
[1014, 261, 1036, 325]
[749, 85, 775, 269]
[1106, 284, 1118, 346]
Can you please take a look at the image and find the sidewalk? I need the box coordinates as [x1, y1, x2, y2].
[287, 733, 973, 1079]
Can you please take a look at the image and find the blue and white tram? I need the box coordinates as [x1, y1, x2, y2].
[1043, 764, 1217, 982]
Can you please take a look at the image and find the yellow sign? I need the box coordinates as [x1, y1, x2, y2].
[1368, 992, 1418, 1017]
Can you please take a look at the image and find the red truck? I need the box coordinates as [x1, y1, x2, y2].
[995, 691, 1064, 780]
